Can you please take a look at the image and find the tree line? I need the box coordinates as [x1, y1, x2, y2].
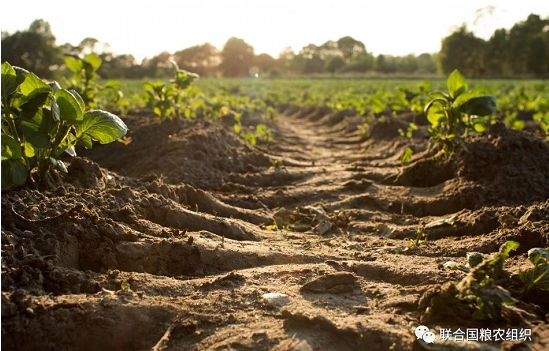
[2, 14, 548, 79]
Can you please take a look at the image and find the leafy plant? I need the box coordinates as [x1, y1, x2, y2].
[456, 241, 519, 319]
[64, 53, 126, 112]
[533, 111, 549, 140]
[143, 62, 199, 119]
[400, 147, 413, 166]
[519, 247, 549, 293]
[421, 241, 519, 322]
[408, 227, 426, 247]
[64, 53, 103, 107]
[424, 70, 497, 155]
[1, 61, 128, 187]
[398, 122, 417, 138]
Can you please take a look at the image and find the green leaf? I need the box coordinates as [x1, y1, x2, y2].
[19, 71, 51, 99]
[51, 96, 60, 121]
[428, 91, 451, 100]
[500, 241, 519, 257]
[256, 124, 268, 136]
[424, 97, 447, 114]
[68, 89, 85, 113]
[528, 248, 549, 266]
[1, 62, 18, 101]
[76, 110, 128, 147]
[459, 96, 497, 117]
[1, 158, 28, 186]
[55, 89, 83, 122]
[19, 108, 54, 149]
[400, 147, 413, 166]
[24, 142, 35, 158]
[453, 88, 491, 108]
[447, 70, 468, 99]
[64, 55, 84, 73]
[19, 92, 50, 119]
[105, 80, 122, 89]
[79, 134, 93, 149]
[426, 102, 446, 127]
[471, 117, 487, 132]
[85, 53, 102, 70]
[173, 70, 199, 90]
[1, 134, 22, 160]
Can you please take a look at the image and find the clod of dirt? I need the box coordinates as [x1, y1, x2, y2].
[81, 117, 271, 190]
[261, 292, 291, 309]
[67, 157, 111, 189]
[300, 272, 357, 293]
[393, 124, 549, 208]
[274, 206, 340, 234]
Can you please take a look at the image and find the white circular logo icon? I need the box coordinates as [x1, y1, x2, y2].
[423, 331, 436, 343]
[415, 325, 429, 339]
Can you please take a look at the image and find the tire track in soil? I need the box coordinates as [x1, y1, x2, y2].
[2, 108, 548, 351]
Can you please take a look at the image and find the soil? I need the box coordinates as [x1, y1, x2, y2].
[2, 107, 548, 351]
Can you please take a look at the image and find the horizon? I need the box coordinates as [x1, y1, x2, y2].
[1, 0, 548, 62]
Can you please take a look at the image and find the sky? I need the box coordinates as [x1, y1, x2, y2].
[1, 0, 548, 62]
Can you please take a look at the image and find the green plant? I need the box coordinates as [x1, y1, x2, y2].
[533, 111, 549, 140]
[398, 122, 417, 138]
[519, 247, 549, 293]
[1, 62, 127, 187]
[143, 81, 175, 118]
[424, 70, 497, 155]
[400, 147, 413, 166]
[64, 53, 126, 113]
[143, 62, 198, 119]
[456, 241, 519, 320]
[408, 226, 426, 247]
[421, 241, 519, 322]
[64, 53, 103, 108]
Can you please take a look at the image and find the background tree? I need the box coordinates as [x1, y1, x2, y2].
[484, 29, 509, 76]
[173, 43, 219, 77]
[336, 36, 366, 60]
[297, 44, 324, 74]
[276, 47, 297, 75]
[254, 53, 276, 75]
[326, 56, 346, 73]
[219, 37, 254, 77]
[141, 51, 173, 78]
[1, 19, 61, 77]
[438, 26, 486, 76]
[376, 54, 397, 73]
[506, 14, 548, 75]
[416, 53, 437, 74]
[395, 54, 419, 74]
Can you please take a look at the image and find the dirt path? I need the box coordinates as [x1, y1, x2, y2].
[2, 108, 548, 350]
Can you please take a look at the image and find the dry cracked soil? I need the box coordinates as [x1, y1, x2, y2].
[2, 106, 549, 351]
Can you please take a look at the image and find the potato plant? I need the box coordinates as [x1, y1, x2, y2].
[1, 62, 128, 187]
[519, 247, 549, 293]
[143, 62, 199, 119]
[64, 53, 126, 111]
[424, 70, 497, 155]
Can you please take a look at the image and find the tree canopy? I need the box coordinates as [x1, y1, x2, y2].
[2, 14, 547, 79]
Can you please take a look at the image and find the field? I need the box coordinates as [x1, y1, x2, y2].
[2, 66, 549, 350]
